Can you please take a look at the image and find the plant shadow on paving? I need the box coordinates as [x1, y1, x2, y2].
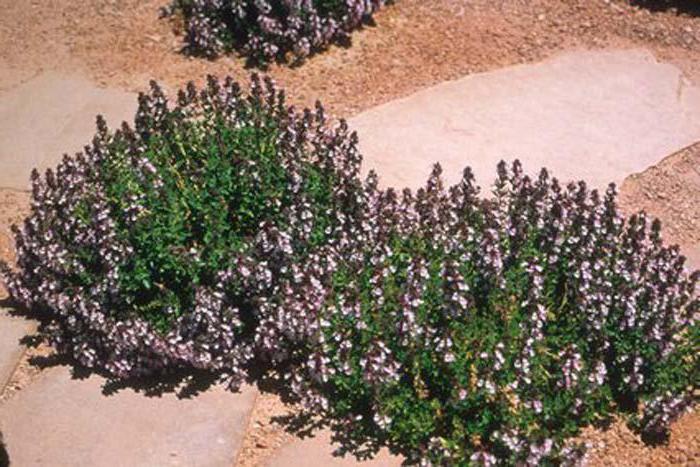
[0, 431, 8, 467]
[3, 289, 377, 457]
[2, 295, 385, 460]
[2, 297, 324, 405]
[631, 0, 700, 16]
[1, 297, 221, 400]
[249, 365, 404, 461]
[272, 410, 392, 461]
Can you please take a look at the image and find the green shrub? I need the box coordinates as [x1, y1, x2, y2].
[262, 162, 699, 464]
[1, 72, 697, 465]
[0, 75, 365, 385]
[162, 0, 394, 63]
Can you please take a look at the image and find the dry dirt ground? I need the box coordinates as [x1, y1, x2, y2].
[620, 142, 700, 264]
[1, 0, 699, 466]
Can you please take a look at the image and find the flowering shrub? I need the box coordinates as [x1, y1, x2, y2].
[0, 75, 365, 387]
[162, 0, 393, 63]
[1, 72, 697, 464]
[260, 162, 699, 464]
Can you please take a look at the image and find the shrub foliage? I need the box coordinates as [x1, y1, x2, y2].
[162, 0, 393, 63]
[259, 163, 699, 464]
[0, 75, 365, 386]
[1, 76, 698, 465]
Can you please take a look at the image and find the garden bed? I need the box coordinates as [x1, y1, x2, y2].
[0, 0, 699, 465]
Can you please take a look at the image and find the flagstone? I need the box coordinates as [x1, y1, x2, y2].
[0, 72, 135, 190]
[0, 308, 35, 390]
[350, 48, 700, 192]
[0, 366, 256, 466]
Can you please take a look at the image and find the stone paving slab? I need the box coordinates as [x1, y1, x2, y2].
[265, 430, 403, 467]
[0, 366, 256, 466]
[0, 72, 135, 190]
[0, 308, 35, 390]
[350, 48, 700, 192]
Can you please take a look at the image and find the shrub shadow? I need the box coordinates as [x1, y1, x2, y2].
[640, 429, 671, 446]
[631, 0, 700, 15]
[0, 297, 220, 400]
[0, 297, 676, 463]
[0, 431, 9, 467]
[27, 344, 221, 399]
[248, 366, 398, 462]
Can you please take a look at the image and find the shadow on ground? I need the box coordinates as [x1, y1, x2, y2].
[0, 297, 221, 400]
[2, 297, 307, 405]
[632, 0, 700, 15]
[0, 294, 388, 462]
[0, 431, 8, 467]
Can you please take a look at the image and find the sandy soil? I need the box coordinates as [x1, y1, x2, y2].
[620, 142, 700, 268]
[582, 411, 700, 466]
[0, 0, 699, 466]
[0, 190, 28, 280]
[2, 1, 700, 115]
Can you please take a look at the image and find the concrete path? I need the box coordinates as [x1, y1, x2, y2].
[0, 308, 35, 390]
[350, 48, 700, 192]
[0, 366, 256, 467]
[0, 72, 135, 190]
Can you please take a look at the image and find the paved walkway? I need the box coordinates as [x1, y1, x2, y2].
[0, 366, 256, 466]
[350, 48, 700, 192]
[0, 72, 135, 190]
[0, 308, 35, 391]
[0, 48, 698, 466]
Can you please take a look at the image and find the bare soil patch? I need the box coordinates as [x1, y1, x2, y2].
[620, 142, 700, 268]
[0, 190, 28, 291]
[3, 1, 700, 116]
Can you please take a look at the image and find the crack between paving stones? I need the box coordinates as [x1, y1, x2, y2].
[677, 74, 687, 103]
[232, 388, 260, 467]
[0, 344, 30, 398]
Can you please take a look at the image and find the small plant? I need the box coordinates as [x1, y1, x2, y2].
[260, 162, 699, 464]
[162, 0, 394, 63]
[0, 75, 366, 387]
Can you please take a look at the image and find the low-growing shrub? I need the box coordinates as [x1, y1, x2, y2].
[1, 72, 697, 465]
[261, 162, 699, 464]
[0, 75, 366, 387]
[162, 0, 393, 63]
